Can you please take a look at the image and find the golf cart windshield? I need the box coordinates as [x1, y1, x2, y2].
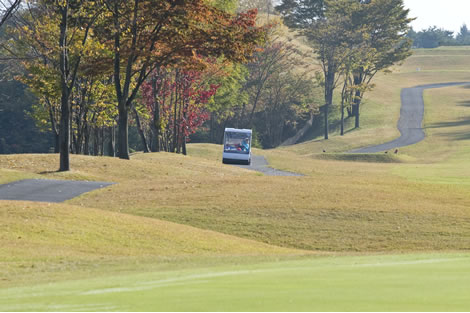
[224, 132, 251, 154]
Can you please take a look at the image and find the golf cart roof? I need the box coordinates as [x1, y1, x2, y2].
[224, 128, 252, 134]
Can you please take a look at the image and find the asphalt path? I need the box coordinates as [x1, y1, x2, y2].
[0, 179, 114, 203]
[350, 82, 470, 153]
[232, 155, 303, 176]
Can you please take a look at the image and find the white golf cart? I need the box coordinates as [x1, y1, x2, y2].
[222, 128, 252, 165]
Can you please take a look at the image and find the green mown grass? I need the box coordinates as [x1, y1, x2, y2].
[1, 253, 470, 311]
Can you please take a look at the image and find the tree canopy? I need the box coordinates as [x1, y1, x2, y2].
[276, 0, 413, 138]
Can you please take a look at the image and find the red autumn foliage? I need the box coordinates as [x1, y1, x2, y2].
[141, 68, 220, 150]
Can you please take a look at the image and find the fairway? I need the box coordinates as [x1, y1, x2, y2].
[1, 253, 470, 311]
[2, 33, 470, 312]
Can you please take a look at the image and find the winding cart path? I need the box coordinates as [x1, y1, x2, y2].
[234, 155, 303, 176]
[350, 82, 470, 153]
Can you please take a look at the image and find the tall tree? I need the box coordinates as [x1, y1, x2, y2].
[456, 24, 470, 45]
[99, 0, 265, 159]
[276, 0, 343, 140]
[140, 67, 219, 154]
[14, 0, 103, 171]
[304, 1, 356, 139]
[347, 0, 413, 128]
[56, 1, 103, 171]
[278, 0, 413, 138]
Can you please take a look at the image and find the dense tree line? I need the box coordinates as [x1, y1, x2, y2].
[277, 0, 413, 139]
[0, 0, 415, 170]
[1, 0, 267, 170]
[408, 24, 470, 48]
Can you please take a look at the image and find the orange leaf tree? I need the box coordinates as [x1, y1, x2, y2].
[96, 0, 266, 159]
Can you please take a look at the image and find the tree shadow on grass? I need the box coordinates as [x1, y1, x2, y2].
[38, 170, 60, 175]
[426, 117, 470, 141]
[458, 100, 470, 107]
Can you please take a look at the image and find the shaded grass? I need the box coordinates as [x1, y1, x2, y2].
[308, 153, 412, 163]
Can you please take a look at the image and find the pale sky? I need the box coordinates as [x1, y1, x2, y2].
[405, 0, 470, 34]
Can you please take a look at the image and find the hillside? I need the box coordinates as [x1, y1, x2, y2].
[1, 46, 470, 310]
[0, 154, 308, 288]
[287, 46, 470, 154]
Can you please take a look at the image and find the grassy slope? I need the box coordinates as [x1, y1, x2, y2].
[284, 46, 470, 154]
[0, 200, 301, 287]
[1, 145, 469, 257]
[1, 47, 470, 310]
[1, 49, 469, 256]
[0, 155, 308, 288]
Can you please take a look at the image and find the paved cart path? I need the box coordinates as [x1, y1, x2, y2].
[0, 179, 114, 203]
[233, 155, 303, 176]
[350, 82, 470, 153]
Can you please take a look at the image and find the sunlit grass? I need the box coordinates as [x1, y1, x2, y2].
[283, 46, 470, 154]
[1, 46, 470, 303]
[2, 253, 470, 311]
[0, 199, 304, 288]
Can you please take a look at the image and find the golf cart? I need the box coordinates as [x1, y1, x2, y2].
[222, 128, 252, 165]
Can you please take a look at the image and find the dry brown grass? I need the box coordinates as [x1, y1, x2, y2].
[2, 47, 470, 289]
[2, 149, 469, 255]
[0, 196, 304, 287]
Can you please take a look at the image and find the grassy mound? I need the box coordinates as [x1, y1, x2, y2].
[2, 148, 470, 257]
[0, 200, 302, 287]
[1, 47, 470, 299]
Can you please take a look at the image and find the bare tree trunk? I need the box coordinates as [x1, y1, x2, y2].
[47, 100, 60, 153]
[248, 87, 262, 128]
[323, 70, 335, 140]
[133, 107, 150, 153]
[117, 104, 130, 159]
[58, 5, 70, 171]
[353, 72, 363, 129]
[84, 124, 90, 155]
[172, 80, 179, 153]
[340, 80, 347, 136]
[53, 131, 59, 153]
[210, 112, 215, 143]
[176, 95, 184, 154]
[106, 126, 115, 156]
[92, 127, 99, 155]
[100, 127, 105, 156]
[354, 89, 361, 129]
[151, 75, 160, 152]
